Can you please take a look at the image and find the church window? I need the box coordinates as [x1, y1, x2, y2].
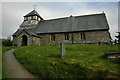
[65, 34, 69, 40]
[51, 34, 55, 41]
[80, 33, 86, 40]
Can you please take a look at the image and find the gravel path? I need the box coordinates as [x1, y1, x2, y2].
[3, 49, 37, 78]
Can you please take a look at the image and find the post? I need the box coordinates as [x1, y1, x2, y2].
[60, 42, 66, 57]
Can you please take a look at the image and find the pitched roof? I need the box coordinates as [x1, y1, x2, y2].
[24, 10, 43, 20]
[34, 13, 109, 34]
[13, 28, 40, 38]
[13, 13, 109, 36]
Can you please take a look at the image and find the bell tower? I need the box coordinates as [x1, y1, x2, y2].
[20, 10, 43, 28]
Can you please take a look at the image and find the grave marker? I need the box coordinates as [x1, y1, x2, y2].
[60, 42, 66, 57]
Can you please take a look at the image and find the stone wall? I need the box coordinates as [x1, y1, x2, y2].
[13, 30, 111, 46]
[13, 31, 41, 46]
[40, 30, 110, 44]
[12, 36, 17, 46]
[32, 36, 41, 45]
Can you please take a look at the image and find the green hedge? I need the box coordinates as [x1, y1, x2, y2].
[2, 39, 12, 46]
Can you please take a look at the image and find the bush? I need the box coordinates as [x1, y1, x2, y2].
[2, 39, 12, 46]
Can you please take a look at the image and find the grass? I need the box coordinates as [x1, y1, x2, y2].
[2, 46, 15, 79]
[14, 44, 120, 79]
[0, 47, 2, 79]
[2, 46, 15, 54]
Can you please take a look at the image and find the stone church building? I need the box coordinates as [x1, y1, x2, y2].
[12, 10, 111, 46]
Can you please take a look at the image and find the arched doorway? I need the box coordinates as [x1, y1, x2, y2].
[21, 35, 28, 46]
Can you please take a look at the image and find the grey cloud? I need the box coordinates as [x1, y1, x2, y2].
[1, 0, 120, 2]
[0, 2, 2, 38]
[2, 2, 118, 40]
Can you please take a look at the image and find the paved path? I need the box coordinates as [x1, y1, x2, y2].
[3, 49, 37, 78]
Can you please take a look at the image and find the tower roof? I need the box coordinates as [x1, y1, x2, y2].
[24, 10, 43, 20]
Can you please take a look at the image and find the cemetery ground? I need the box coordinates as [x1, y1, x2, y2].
[13, 44, 120, 78]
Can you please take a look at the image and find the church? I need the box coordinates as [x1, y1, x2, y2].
[12, 9, 111, 46]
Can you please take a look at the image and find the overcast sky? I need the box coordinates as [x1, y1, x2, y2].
[1, 1, 120, 40]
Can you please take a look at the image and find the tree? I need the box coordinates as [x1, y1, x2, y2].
[2, 38, 12, 46]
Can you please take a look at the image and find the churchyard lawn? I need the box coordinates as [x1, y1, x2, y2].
[14, 44, 120, 78]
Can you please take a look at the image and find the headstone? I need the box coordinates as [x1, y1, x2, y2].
[60, 42, 66, 57]
[105, 52, 120, 59]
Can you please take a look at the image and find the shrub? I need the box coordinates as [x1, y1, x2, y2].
[2, 39, 12, 46]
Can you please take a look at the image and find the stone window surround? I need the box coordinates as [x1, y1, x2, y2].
[80, 33, 86, 40]
[50, 34, 55, 41]
[64, 34, 69, 40]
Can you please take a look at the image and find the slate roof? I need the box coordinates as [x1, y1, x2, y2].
[24, 10, 43, 20]
[13, 28, 40, 37]
[13, 12, 109, 36]
[34, 13, 109, 34]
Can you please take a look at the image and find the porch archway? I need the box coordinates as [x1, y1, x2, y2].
[21, 35, 28, 46]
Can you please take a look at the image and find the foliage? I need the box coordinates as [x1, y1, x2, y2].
[2, 39, 12, 46]
[14, 44, 120, 79]
[0, 47, 2, 79]
[2, 46, 15, 54]
[2, 68, 8, 80]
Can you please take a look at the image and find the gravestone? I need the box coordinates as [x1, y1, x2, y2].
[60, 42, 66, 57]
[105, 52, 120, 59]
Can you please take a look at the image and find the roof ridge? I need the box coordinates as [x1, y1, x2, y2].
[44, 12, 105, 21]
[74, 12, 105, 18]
